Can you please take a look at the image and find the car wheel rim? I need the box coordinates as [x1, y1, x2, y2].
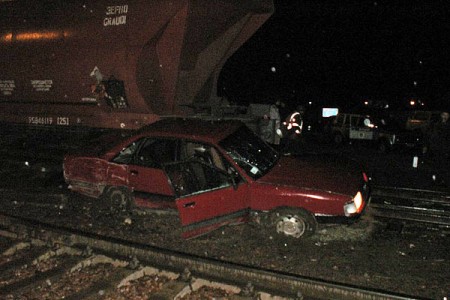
[276, 215, 306, 238]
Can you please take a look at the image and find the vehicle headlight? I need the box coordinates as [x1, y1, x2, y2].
[344, 191, 364, 216]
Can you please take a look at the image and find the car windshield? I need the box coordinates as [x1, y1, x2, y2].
[219, 125, 280, 179]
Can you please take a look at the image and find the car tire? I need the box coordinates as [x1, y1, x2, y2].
[105, 187, 133, 214]
[267, 208, 317, 240]
[377, 140, 389, 153]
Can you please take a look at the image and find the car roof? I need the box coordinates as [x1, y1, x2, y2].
[135, 118, 244, 144]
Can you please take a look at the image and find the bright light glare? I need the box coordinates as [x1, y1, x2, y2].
[1, 31, 70, 43]
[353, 191, 363, 213]
[1, 33, 12, 42]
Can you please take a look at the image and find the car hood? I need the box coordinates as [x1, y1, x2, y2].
[258, 154, 363, 196]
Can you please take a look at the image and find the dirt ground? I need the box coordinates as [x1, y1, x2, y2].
[0, 130, 449, 299]
[1, 197, 448, 299]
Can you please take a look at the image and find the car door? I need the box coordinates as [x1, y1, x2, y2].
[165, 159, 250, 239]
[126, 138, 177, 208]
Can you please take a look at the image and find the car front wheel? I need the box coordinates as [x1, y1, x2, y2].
[268, 208, 317, 239]
[333, 133, 344, 145]
[377, 139, 389, 153]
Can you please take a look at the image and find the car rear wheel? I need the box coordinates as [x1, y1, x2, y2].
[268, 208, 317, 239]
[105, 187, 133, 214]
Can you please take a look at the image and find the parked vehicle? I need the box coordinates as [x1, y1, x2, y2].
[405, 110, 441, 132]
[329, 113, 423, 152]
[329, 113, 366, 145]
[64, 119, 370, 240]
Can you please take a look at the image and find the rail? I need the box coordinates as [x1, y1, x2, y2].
[370, 185, 450, 226]
[0, 212, 425, 300]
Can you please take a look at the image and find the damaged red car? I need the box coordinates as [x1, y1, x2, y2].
[64, 119, 370, 239]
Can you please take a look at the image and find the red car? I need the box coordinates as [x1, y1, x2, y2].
[63, 119, 370, 239]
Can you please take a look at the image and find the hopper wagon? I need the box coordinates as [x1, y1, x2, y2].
[0, 0, 273, 131]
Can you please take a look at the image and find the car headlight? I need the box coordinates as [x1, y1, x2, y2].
[344, 191, 364, 216]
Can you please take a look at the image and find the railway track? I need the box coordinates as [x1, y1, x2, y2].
[3, 185, 449, 228]
[0, 186, 448, 299]
[0, 213, 425, 300]
[0, 230, 247, 299]
[369, 185, 450, 227]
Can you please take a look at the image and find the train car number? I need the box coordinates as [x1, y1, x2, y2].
[28, 116, 69, 126]
[57, 117, 70, 126]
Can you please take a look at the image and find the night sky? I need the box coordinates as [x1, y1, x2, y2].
[219, 0, 450, 111]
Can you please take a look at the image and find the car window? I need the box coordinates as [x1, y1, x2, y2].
[219, 125, 279, 180]
[357, 116, 371, 127]
[112, 140, 142, 164]
[334, 114, 344, 126]
[350, 115, 360, 127]
[181, 141, 226, 171]
[165, 161, 231, 197]
[135, 138, 178, 168]
[413, 112, 429, 121]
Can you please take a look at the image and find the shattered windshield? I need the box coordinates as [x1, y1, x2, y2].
[219, 125, 280, 179]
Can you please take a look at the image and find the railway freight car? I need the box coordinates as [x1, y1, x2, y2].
[0, 0, 273, 130]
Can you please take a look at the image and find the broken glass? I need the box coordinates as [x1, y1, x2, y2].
[219, 126, 279, 179]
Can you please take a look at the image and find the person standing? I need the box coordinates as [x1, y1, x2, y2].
[269, 103, 281, 145]
[429, 110, 450, 185]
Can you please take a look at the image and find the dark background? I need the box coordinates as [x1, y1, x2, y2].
[219, 0, 450, 112]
